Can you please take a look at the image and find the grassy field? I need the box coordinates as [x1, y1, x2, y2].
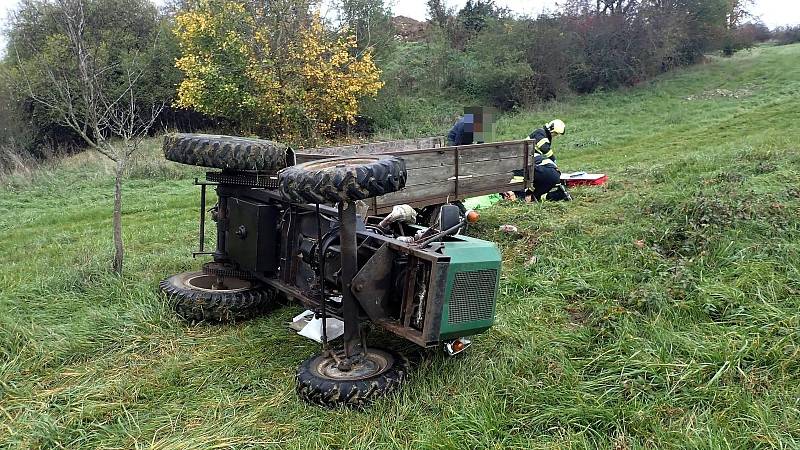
[1, 44, 799, 449]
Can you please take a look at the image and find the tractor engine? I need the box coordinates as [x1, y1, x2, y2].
[279, 203, 501, 347]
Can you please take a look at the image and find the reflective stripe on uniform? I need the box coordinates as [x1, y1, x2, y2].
[542, 149, 554, 158]
[538, 158, 555, 166]
[535, 138, 550, 150]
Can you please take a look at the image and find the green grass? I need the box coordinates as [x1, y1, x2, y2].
[2, 44, 800, 449]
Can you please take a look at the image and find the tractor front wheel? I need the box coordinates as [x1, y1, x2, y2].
[296, 348, 409, 408]
[160, 271, 274, 323]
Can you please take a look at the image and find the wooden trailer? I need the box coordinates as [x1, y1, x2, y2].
[297, 137, 534, 214]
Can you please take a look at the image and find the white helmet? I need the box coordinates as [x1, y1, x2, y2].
[547, 119, 566, 135]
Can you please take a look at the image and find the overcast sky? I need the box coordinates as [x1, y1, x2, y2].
[389, 0, 800, 28]
[2, 0, 800, 53]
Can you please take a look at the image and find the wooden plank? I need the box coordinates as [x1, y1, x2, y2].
[290, 139, 533, 212]
[404, 156, 526, 187]
[374, 185, 522, 214]
[394, 142, 527, 170]
[296, 153, 332, 164]
[304, 136, 446, 157]
[377, 173, 524, 207]
[295, 140, 529, 169]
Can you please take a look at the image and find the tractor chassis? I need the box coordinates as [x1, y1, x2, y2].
[200, 180, 453, 359]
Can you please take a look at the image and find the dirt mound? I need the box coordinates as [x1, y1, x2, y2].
[392, 16, 430, 42]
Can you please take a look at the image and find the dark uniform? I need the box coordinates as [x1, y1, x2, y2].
[447, 115, 474, 146]
[529, 127, 556, 161]
[514, 125, 570, 202]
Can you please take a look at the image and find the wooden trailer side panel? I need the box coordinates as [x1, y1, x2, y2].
[295, 140, 533, 214]
[302, 136, 446, 158]
[375, 141, 532, 213]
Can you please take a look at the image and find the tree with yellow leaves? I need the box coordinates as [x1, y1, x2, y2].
[174, 0, 383, 141]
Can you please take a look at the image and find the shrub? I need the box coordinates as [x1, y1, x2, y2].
[3, 0, 182, 158]
[455, 20, 533, 109]
[773, 26, 800, 46]
[173, 0, 383, 141]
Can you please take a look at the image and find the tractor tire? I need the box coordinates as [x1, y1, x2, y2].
[163, 133, 292, 172]
[160, 271, 274, 323]
[296, 348, 409, 408]
[279, 157, 406, 204]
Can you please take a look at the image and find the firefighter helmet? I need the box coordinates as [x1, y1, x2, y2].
[546, 119, 566, 135]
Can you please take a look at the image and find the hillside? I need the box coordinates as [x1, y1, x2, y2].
[1, 44, 799, 448]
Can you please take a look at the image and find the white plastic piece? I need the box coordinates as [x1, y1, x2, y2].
[292, 309, 315, 324]
[561, 172, 606, 181]
[499, 224, 518, 233]
[298, 316, 345, 343]
[290, 309, 315, 331]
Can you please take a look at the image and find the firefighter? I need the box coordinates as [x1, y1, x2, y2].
[511, 119, 571, 202]
[530, 119, 563, 162]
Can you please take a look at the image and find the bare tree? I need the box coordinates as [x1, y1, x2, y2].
[14, 0, 163, 274]
[726, 0, 752, 29]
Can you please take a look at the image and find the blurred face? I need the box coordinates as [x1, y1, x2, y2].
[465, 106, 495, 143]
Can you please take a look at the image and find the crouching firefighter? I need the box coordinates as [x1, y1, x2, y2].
[512, 119, 571, 202]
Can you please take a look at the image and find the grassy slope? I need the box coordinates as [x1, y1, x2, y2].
[1, 44, 799, 449]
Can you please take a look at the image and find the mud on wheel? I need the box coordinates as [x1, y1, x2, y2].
[163, 133, 293, 172]
[296, 348, 409, 408]
[160, 271, 274, 323]
[279, 156, 407, 204]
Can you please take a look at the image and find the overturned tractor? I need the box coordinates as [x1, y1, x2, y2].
[160, 133, 514, 407]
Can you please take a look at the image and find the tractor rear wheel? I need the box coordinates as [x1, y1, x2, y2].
[160, 271, 274, 323]
[279, 156, 407, 204]
[296, 348, 409, 408]
[163, 133, 292, 172]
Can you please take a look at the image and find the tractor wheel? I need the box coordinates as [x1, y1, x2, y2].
[163, 133, 292, 172]
[160, 271, 274, 323]
[279, 156, 407, 204]
[296, 348, 409, 408]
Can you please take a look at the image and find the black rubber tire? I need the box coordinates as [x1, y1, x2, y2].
[279, 156, 407, 204]
[160, 271, 274, 323]
[296, 348, 410, 408]
[202, 261, 256, 280]
[163, 133, 292, 171]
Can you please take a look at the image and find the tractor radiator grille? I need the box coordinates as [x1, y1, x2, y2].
[448, 269, 497, 324]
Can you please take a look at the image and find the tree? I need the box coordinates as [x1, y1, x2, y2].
[725, 0, 752, 29]
[174, 0, 383, 141]
[427, 0, 452, 29]
[4, 0, 179, 159]
[457, 0, 500, 33]
[9, 0, 164, 273]
[330, 0, 394, 58]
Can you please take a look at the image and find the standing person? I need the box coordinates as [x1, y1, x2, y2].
[511, 119, 572, 202]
